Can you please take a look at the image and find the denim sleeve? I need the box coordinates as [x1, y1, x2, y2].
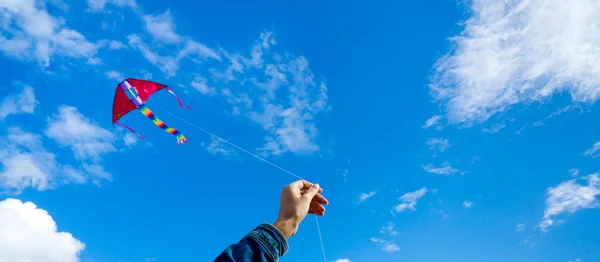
[214, 223, 289, 262]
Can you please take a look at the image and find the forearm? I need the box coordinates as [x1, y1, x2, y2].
[214, 223, 288, 262]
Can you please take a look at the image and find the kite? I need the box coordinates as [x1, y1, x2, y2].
[112, 78, 191, 144]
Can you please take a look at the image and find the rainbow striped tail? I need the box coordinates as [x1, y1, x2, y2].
[139, 105, 188, 145]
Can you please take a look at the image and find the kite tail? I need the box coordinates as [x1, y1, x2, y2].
[114, 121, 145, 140]
[139, 105, 188, 144]
[165, 87, 192, 110]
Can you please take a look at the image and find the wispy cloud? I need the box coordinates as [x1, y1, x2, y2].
[422, 115, 442, 130]
[340, 168, 349, 183]
[105, 70, 124, 81]
[583, 141, 600, 158]
[422, 162, 462, 175]
[518, 105, 584, 135]
[108, 40, 126, 50]
[380, 222, 398, 236]
[381, 242, 400, 253]
[0, 86, 37, 121]
[190, 75, 215, 95]
[0, 0, 101, 66]
[45, 106, 116, 161]
[127, 34, 219, 78]
[357, 191, 377, 204]
[122, 133, 138, 148]
[569, 168, 581, 177]
[0, 102, 121, 193]
[429, 0, 600, 126]
[143, 10, 181, 44]
[202, 137, 235, 156]
[334, 259, 350, 262]
[463, 200, 473, 208]
[370, 237, 400, 253]
[198, 31, 329, 156]
[120, 7, 327, 157]
[86, 0, 137, 12]
[0, 126, 109, 194]
[0, 127, 58, 193]
[516, 223, 526, 232]
[370, 237, 385, 244]
[126, 34, 179, 77]
[540, 173, 600, 232]
[0, 198, 85, 261]
[394, 187, 428, 213]
[426, 137, 450, 154]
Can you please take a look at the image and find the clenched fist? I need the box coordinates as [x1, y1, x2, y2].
[273, 180, 329, 239]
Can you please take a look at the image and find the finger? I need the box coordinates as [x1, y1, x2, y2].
[300, 187, 323, 195]
[309, 202, 325, 214]
[310, 205, 326, 216]
[312, 193, 328, 205]
[291, 180, 315, 191]
[301, 183, 320, 201]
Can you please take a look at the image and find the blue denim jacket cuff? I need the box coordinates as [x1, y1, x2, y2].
[245, 223, 288, 260]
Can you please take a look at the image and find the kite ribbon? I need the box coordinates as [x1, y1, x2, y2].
[165, 87, 192, 110]
[114, 121, 145, 140]
[140, 105, 188, 144]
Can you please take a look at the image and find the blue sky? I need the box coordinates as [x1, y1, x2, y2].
[0, 0, 599, 262]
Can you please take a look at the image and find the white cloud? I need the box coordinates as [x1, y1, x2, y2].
[0, 198, 85, 262]
[222, 32, 328, 156]
[127, 34, 179, 77]
[422, 115, 442, 129]
[128, 22, 326, 155]
[463, 200, 473, 208]
[334, 259, 350, 262]
[370, 237, 385, 243]
[0, 124, 112, 194]
[45, 106, 116, 161]
[583, 141, 600, 158]
[381, 242, 400, 253]
[569, 168, 581, 177]
[516, 223, 526, 232]
[540, 173, 600, 231]
[0, 0, 100, 66]
[0, 127, 56, 193]
[370, 237, 399, 253]
[108, 40, 126, 50]
[86, 0, 136, 12]
[202, 137, 235, 156]
[357, 191, 377, 204]
[122, 133, 137, 147]
[105, 70, 124, 81]
[394, 187, 428, 213]
[422, 162, 462, 175]
[190, 75, 215, 95]
[127, 34, 219, 78]
[339, 168, 348, 183]
[380, 222, 398, 236]
[426, 137, 450, 153]
[0, 86, 37, 121]
[429, 0, 600, 126]
[143, 10, 181, 44]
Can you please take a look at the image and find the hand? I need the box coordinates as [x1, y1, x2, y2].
[273, 180, 329, 239]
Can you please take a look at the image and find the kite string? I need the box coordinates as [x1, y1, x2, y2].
[159, 108, 326, 261]
[159, 108, 305, 181]
[315, 216, 327, 262]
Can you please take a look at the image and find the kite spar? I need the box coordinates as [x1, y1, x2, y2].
[112, 78, 191, 144]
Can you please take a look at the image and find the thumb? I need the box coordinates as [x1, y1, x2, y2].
[302, 183, 320, 200]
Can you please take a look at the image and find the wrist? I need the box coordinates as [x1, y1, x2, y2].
[273, 219, 298, 239]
